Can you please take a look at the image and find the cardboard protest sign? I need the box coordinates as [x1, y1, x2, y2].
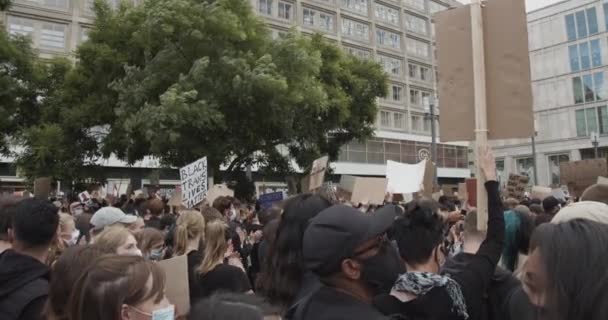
[560, 159, 607, 197]
[422, 161, 436, 197]
[458, 183, 467, 201]
[597, 176, 608, 185]
[530, 186, 552, 200]
[157, 255, 189, 317]
[308, 156, 329, 191]
[435, 0, 534, 142]
[386, 160, 427, 194]
[339, 175, 387, 205]
[78, 191, 91, 203]
[168, 190, 183, 207]
[180, 157, 208, 208]
[506, 174, 529, 200]
[466, 178, 477, 208]
[259, 191, 285, 209]
[34, 177, 52, 200]
[206, 184, 234, 205]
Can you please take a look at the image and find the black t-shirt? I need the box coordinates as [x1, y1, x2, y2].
[192, 263, 251, 303]
[293, 285, 387, 320]
[374, 288, 465, 320]
[187, 251, 204, 305]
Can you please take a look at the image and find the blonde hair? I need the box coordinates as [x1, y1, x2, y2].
[197, 220, 229, 275]
[173, 210, 205, 256]
[59, 213, 75, 231]
[95, 226, 134, 254]
[134, 228, 165, 256]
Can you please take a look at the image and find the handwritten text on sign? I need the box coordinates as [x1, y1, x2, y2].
[180, 157, 208, 208]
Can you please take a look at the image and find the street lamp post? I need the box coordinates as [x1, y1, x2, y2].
[590, 131, 600, 159]
[424, 96, 439, 190]
[531, 119, 538, 185]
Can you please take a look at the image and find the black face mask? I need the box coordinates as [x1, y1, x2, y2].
[358, 241, 406, 295]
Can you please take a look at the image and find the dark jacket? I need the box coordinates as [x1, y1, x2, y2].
[0, 250, 50, 320]
[374, 181, 505, 320]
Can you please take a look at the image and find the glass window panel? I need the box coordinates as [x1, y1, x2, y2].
[573, 76, 584, 104]
[516, 158, 535, 185]
[565, 14, 577, 41]
[586, 107, 598, 134]
[258, 0, 272, 15]
[591, 39, 601, 66]
[8, 17, 35, 37]
[569, 44, 580, 71]
[587, 7, 598, 35]
[367, 140, 384, 153]
[386, 142, 401, 154]
[380, 111, 390, 127]
[40, 23, 66, 50]
[278, 2, 292, 20]
[548, 154, 570, 186]
[576, 109, 587, 136]
[404, 0, 425, 11]
[576, 10, 588, 38]
[598, 106, 608, 134]
[594, 72, 604, 101]
[303, 8, 315, 26]
[583, 74, 595, 102]
[349, 140, 366, 152]
[579, 42, 590, 69]
[605, 4, 608, 34]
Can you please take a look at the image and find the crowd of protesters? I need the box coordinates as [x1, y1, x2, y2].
[1, 147, 608, 320]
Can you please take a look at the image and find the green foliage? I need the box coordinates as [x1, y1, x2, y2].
[12, 0, 388, 182]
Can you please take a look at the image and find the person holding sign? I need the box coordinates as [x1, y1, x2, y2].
[373, 147, 504, 320]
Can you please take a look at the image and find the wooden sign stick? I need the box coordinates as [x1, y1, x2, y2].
[471, 0, 489, 231]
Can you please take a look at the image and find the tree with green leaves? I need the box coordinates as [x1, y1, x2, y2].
[31, 0, 388, 183]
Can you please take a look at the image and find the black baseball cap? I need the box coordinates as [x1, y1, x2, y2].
[302, 204, 399, 277]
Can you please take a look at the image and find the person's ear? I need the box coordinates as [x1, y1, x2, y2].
[120, 304, 131, 320]
[341, 258, 362, 280]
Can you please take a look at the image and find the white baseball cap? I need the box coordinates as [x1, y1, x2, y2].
[90, 207, 137, 231]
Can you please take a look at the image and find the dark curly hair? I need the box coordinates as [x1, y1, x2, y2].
[392, 200, 444, 265]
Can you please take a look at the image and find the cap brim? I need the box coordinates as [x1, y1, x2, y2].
[120, 215, 138, 224]
[367, 205, 400, 238]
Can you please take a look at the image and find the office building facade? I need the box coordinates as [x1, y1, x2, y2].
[492, 0, 608, 188]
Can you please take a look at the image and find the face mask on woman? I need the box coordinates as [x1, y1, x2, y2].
[148, 248, 165, 261]
[130, 305, 175, 320]
[67, 230, 80, 246]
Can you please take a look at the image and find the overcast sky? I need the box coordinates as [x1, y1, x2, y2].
[459, 0, 562, 12]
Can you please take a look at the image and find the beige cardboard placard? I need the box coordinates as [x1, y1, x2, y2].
[340, 176, 387, 205]
[597, 176, 608, 185]
[308, 156, 329, 191]
[157, 255, 190, 317]
[168, 190, 183, 207]
[506, 174, 529, 200]
[33, 177, 52, 200]
[205, 184, 234, 205]
[530, 186, 552, 200]
[422, 161, 436, 197]
[435, 0, 534, 142]
[561, 159, 607, 197]
[458, 182, 468, 201]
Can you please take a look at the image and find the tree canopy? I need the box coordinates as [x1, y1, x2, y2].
[8, 0, 388, 183]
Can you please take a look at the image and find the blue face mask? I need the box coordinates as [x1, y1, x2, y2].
[148, 248, 165, 261]
[151, 305, 175, 320]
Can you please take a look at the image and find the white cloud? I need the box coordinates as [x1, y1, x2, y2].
[458, 0, 562, 12]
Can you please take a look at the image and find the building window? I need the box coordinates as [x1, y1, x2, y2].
[344, 46, 371, 60]
[380, 111, 390, 127]
[576, 106, 608, 136]
[341, 18, 370, 41]
[80, 27, 90, 43]
[421, 91, 431, 105]
[404, 0, 425, 12]
[303, 8, 334, 32]
[516, 157, 535, 185]
[410, 89, 420, 105]
[405, 14, 428, 35]
[591, 39, 601, 66]
[496, 159, 506, 187]
[580, 42, 591, 69]
[392, 85, 403, 101]
[548, 154, 570, 186]
[374, 3, 399, 25]
[17, 0, 68, 10]
[394, 113, 405, 129]
[408, 64, 418, 78]
[7, 17, 66, 52]
[341, 0, 368, 14]
[411, 115, 422, 131]
[604, 3, 608, 34]
[420, 66, 429, 81]
[565, 13, 577, 41]
[258, 0, 272, 15]
[576, 10, 588, 38]
[587, 7, 598, 35]
[377, 55, 402, 76]
[40, 23, 66, 50]
[406, 38, 430, 58]
[7, 16, 35, 37]
[429, 1, 448, 14]
[573, 72, 605, 104]
[568, 44, 579, 71]
[278, 1, 292, 20]
[376, 29, 400, 49]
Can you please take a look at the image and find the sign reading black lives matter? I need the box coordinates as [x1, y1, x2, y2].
[180, 157, 208, 208]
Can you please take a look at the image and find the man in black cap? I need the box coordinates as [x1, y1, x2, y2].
[287, 204, 404, 320]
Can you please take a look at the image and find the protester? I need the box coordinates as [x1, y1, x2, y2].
[503, 198, 519, 210]
[189, 293, 282, 320]
[47, 213, 78, 265]
[0, 199, 59, 319]
[287, 204, 403, 320]
[45, 245, 105, 320]
[501, 205, 535, 272]
[373, 147, 504, 320]
[192, 220, 251, 303]
[171, 210, 206, 303]
[69, 255, 174, 320]
[134, 228, 165, 261]
[256, 194, 332, 310]
[90, 206, 137, 239]
[528, 203, 543, 216]
[581, 183, 608, 205]
[202, 206, 223, 223]
[94, 226, 142, 256]
[550, 201, 608, 224]
[523, 219, 608, 320]
[541, 196, 560, 218]
[0, 197, 18, 254]
[144, 199, 165, 230]
[130, 216, 146, 233]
